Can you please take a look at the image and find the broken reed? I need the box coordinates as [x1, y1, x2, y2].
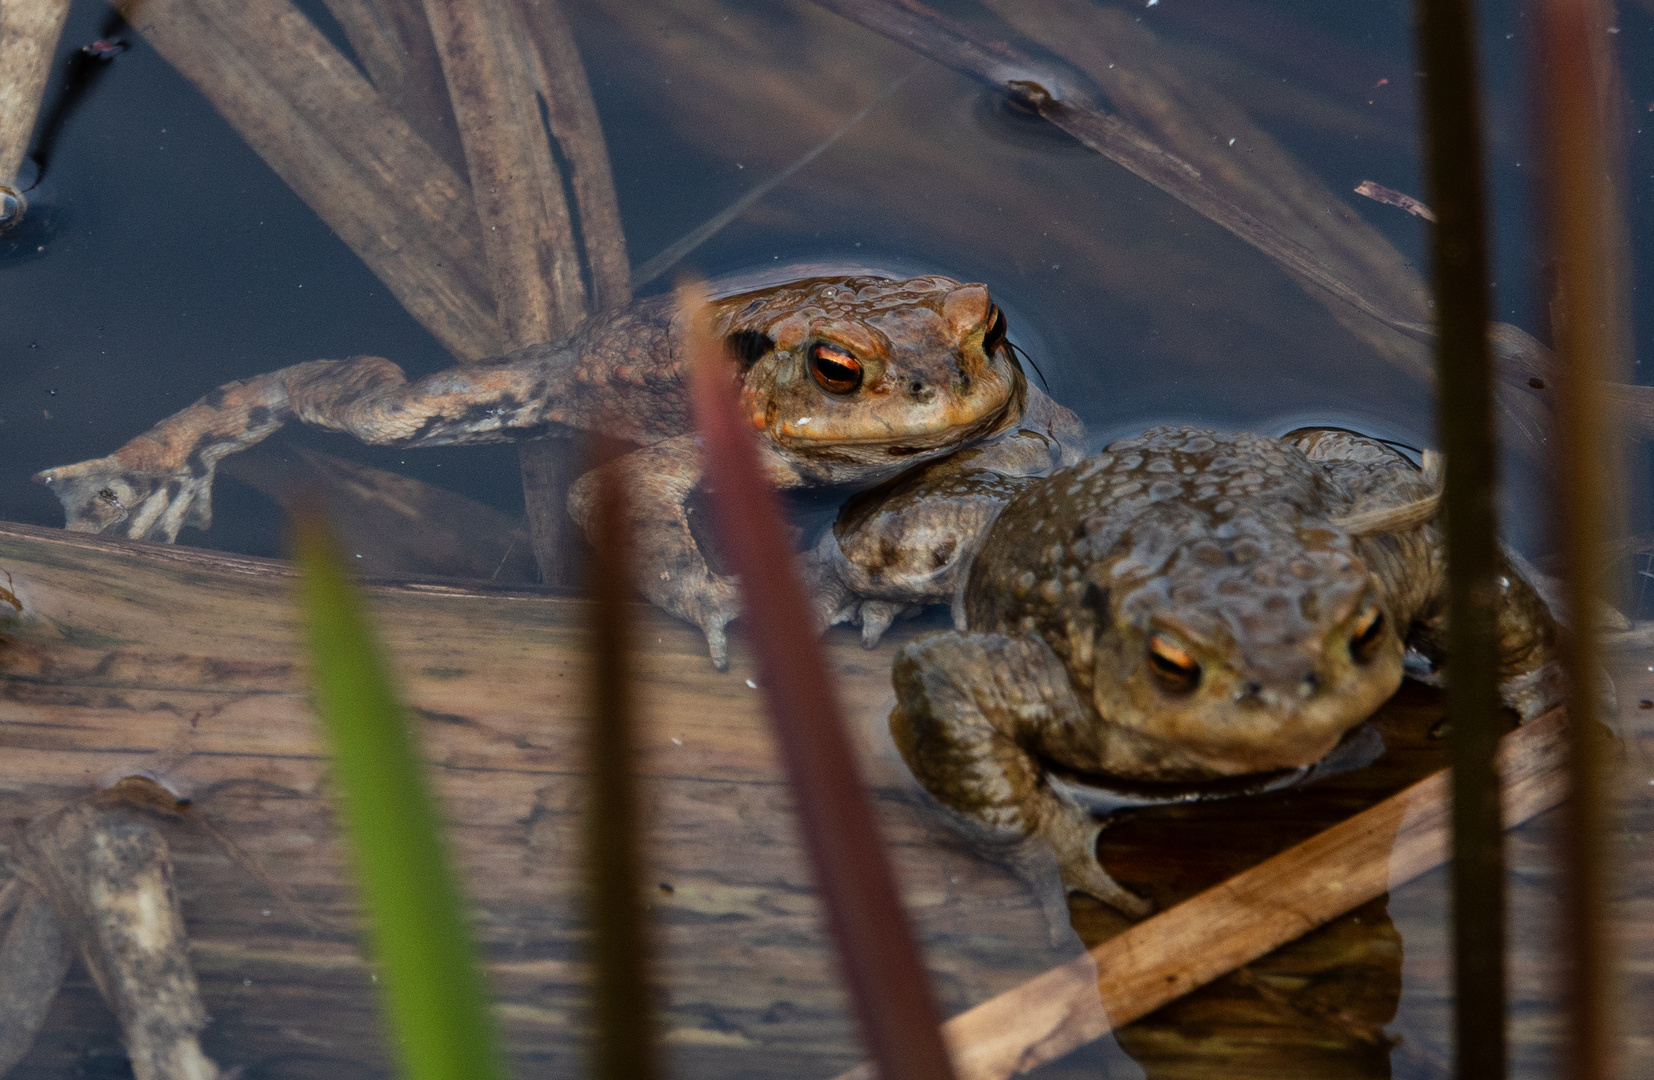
[1413, 0, 1506, 1075]
[681, 282, 959, 1080]
[293, 510, 503, 1080]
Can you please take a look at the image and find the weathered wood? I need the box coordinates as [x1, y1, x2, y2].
[0, 885, 72, 1073]
[19, 805, 221, 1080]
[116, 0, 503, 360]
[317, 0, 466, 177]
[516, 0, 631, 314]
[0, 521, 1073, 1078]
[423, 0, 588, 349]
[833, 706, 1571, 1080]
[0, 0, 70, 189]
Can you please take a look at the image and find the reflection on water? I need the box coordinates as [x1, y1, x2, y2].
[0, 0, 1650, 1077]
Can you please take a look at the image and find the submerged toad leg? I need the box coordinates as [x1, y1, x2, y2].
[0, 882, 74, 1076]
[35, 353, 564, 542]
[890, 631, 1154, 919]
[567, 433, 811, 670]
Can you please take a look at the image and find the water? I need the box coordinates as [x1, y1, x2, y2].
[0, 0, 1650, 1077]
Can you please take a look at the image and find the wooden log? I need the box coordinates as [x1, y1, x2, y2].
[833, 705, 1571, 1080]
[116, 0, 503, 361]
[0, 521, 1071, 1078]
[0, 0, 70, 189]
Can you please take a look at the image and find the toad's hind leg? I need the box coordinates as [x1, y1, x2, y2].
[891, 631, 1153, 921]
[35, 353, 563, 542]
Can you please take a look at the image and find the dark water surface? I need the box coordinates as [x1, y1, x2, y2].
[2, 0, 1651, 1078]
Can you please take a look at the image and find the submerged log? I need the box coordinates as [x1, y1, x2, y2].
[0, 520, 1077, 1078]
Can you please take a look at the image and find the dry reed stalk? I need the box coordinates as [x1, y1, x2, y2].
[113, 0, 503, 361]
[0, 0, 70, 189]
[318, 0, 466, 176]
[1413, 0, 1506, 1073]
[420, 0, 596, 589]
[583, 449, 657, 1080]
[1536, 1, 1633, 1076]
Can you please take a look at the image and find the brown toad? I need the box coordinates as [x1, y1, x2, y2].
[35, 275, 1055, 667]
[855, 426, 1561, 915]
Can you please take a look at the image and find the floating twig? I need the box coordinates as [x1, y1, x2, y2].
[834, 706, 1570, 1080]
[1354, 180, 1438, 222]
[632, 61, 922, 289]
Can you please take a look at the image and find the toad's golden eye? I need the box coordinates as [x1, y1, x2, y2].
[808, 342, 864, 394]
[983, 304, 1007, 356]
[1349, 602, 1387, 663]
[1146, 632, 1201, 694]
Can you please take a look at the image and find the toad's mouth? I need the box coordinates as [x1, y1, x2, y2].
[775, 396, 1018, 455]
[1040, 721, 1386, 814]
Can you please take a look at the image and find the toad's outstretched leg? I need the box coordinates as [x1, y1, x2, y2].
[891, 630, 1154, 921]
[35, 353, 571, 542]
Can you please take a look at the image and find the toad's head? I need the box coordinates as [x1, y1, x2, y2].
[710, 275, 1026, 483]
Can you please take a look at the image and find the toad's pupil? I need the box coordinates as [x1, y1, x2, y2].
[809, 343, 863, 394]
[1350, 606, 1386, 663]
[1147, 632, 1201, 693]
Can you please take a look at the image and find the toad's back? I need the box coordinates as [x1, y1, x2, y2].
[966, 428, 1359, 658]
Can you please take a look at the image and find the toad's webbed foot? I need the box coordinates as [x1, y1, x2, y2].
[890, 631, 1152, 920]
[801, 543, 925, 648]
[35, 455, 216, 542]
[671, 573, 743, 671]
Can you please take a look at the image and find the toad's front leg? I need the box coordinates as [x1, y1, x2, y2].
[570, 434, 807, 670]
[890, 631, 1153, 920]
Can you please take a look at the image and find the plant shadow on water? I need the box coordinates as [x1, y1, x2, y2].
[0, 0, 1650, 1078]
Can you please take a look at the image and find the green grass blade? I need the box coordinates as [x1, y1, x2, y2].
[292, 510, 503, 1080]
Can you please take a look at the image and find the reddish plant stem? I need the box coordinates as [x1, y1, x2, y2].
[681, 285, 957, 1080]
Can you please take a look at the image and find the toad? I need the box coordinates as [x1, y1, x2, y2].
[841, 426, 1562, 915]
[35, 275, 1055, 667]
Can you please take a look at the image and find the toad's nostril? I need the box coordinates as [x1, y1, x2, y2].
[1299, 672, 1320, 698]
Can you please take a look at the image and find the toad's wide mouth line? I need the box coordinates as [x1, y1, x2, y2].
[775, 403, 1018, 450]
[1042, 720, 1386, 812]
[1045, 759, 1309, 806]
